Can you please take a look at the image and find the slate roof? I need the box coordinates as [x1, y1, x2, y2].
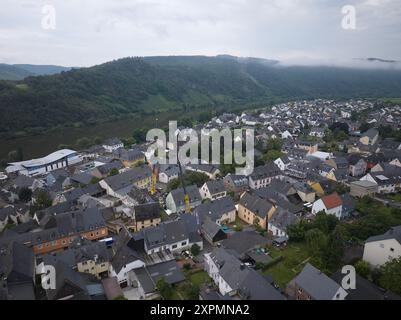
[204, 180, 226, 195]
[239, 192, 274, 219]
[331, 271, 401, 300]
[269, 208, 299, 231]
[102, 166, 152, 191]
[293, 263, 345, 300]
[250, 162, 281, 180]
[209, 248, 284, 300]
[169, 185, 202, 206]
[193, 197, 235, 224]
[222, 231, 269, 257]
[365, 225, 401, 245]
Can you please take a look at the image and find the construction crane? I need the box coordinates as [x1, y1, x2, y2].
[150, 164, 159, 195]
[178, 160, 191, 213]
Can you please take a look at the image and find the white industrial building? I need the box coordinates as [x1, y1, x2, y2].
[6, 149, 82, 177]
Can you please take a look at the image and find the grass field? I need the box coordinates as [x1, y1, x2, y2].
[263, 242, 310, 289]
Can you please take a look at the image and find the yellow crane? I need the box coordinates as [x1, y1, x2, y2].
[178, 161, 191, 213]
[150, 165, 159, 195]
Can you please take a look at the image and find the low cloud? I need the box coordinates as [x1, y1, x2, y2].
[0, 0, 400, 67]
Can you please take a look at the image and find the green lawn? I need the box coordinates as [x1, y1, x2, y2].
[171, 271, 212, 300]
[263, 242, 310, 289]
[190, 271, 211, 286]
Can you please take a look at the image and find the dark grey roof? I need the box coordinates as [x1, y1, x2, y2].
[204, 180, 226, 195]
[331, 271, 401, 300]
[362, 128, 379, 140]
[209, 248, 284, 300]
[70, 172, 93, 185]
[250, 162, 281, 180]
[169, 185, 202, 206]
[201, 218, 225, 240]
[365, 225, 401, 245]
[0, 206, 14, 221]
[95, 161, 123, 175]
[269, 208, 299, 231]
[0, 241, 35, 284]
[193, 197, 235, 224]
[239, 192, 274, 219]
[134, 260, 185, 294]
[294, 263, 343, 300]
[134, 202, 160, 222]
[102, 166, 152, 191]
[222, 231, 269, 257]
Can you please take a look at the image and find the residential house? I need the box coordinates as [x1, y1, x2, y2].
[363, 225, 401, 267]
[99, 166, 152, 198]
[165, 185, 202, 214]
[102, 138, 124, 153]
[348, 155, 367, 177]
[139, 218, 203, 255]
[311, 192, 343, 219]
[204, 248, 284, 300]
[158, 165, 180, 184]
[286, 263, 348, 300]
[129, 260, 186, 300]
[185, 164, 221, 180]
[249, 163, 282, 190]
[274, 155, 291, 171]
[108, 230, 145, 287]
[223, 174, 248, 194]
[268, 208, 299, 238]
[193, 196, 236, 226]
[199, 180, 227, 201]
[293, 182, 316, 203]
[91, 161, 124, 179]
[201, 218, 228, 245]
[113, 149, 145, 168]
[360, 128, 379, 146]
[0, 241, 36, 300]
[331, 271, 401, 300]
[350, 180, 378, 198]
[238, 192, 276, 230]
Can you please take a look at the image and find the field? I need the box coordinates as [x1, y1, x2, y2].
[263, 242, 310, 289]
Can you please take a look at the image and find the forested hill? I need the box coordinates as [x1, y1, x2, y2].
[1, 55, 401, 138]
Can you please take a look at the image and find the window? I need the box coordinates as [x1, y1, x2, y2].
[172, 244, 178, 249]
[181, 241, 187, 246]
[390, 248, 395, 252]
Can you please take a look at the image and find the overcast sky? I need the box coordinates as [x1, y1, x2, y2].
[1, 0, 401, 68]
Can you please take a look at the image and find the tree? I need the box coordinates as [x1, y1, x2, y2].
[7, 149, 23, 162]
[75, 137, 92, 149]
[190, 244, 201, 257]
[321, 227, 345, 271]
[263, 149, 282, 162]
[354, 260, 370, 279]
[113, 295, 127, 300]
[287, 221, 308, 242]
[132, 128, 147, 143]
[379, 257, 401, 295]
[108, 168, 119, 176]
[312, 212, 339, 234]
[34, 190, 52, 210]
[156, 278, 173, 300]
[305, 228, 328, 256]
[18, 187, 32, 203]
[181, 282, 200, 300]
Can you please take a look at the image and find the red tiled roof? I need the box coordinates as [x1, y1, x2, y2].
[322, 192, 343, 209]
